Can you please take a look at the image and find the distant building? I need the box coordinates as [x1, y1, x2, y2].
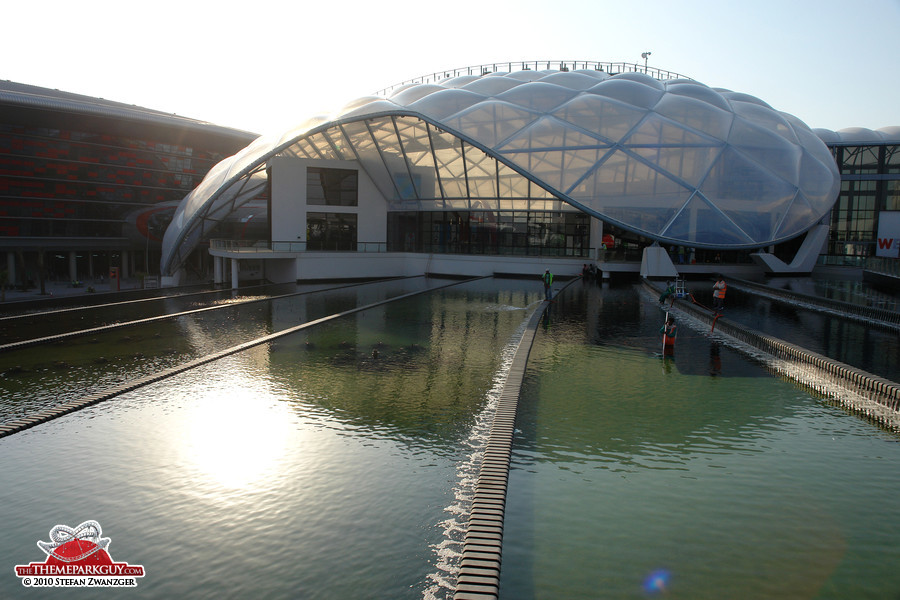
[815, 129, 900, 264]
[0, 80, 258, 288]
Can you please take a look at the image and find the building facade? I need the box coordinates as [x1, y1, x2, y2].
[820, 135, 900, 263]
[162, 62, 863, 284]
[0, 81, 257, 288]
[3, 64, 898, 290]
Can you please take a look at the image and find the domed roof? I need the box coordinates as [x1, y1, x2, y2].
[162, 66, 841, 275]
[814, 126, 900, 145]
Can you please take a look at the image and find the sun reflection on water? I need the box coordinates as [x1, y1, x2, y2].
[181, 373, 294, 490]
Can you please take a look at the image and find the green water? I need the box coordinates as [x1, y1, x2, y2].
[0, 280, 540, 599]
[500, 284, 900, 599]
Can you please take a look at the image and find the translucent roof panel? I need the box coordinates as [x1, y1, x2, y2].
[162, 66, 842, 275]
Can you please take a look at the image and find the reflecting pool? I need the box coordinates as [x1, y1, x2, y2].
[0, 278, 444, 420]
[0, 279, 541, 599]
[501, 283, 900, 599]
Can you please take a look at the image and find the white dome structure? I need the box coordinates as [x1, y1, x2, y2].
[162, 64, 841, 276]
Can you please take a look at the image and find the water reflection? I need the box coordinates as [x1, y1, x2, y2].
[180, 365, 294, 490]
[501, 282, 900, 600]
[681, 280, 900, 383]
[0, 280, 542, 600]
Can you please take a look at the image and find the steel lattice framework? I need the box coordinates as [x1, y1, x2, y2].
[162, 64, 841, 276]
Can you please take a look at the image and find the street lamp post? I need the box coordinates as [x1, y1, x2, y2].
[641, 52, 651, 72]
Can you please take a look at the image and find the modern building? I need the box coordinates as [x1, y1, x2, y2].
[0, 80, 258, 289]
[3, 62, 898, 291]
[163, 61, 896, 286]
[817, 129, 900, 263]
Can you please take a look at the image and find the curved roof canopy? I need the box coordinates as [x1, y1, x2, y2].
[162, 67, 841, 276]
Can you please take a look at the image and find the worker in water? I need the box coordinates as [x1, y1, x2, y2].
[542, 269, 554, 301]
[659, 281, 676, 306]
[660, 315, 677, 356]
[713, 278, 727, 312]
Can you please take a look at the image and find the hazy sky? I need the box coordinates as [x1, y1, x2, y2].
[5, 0, 898, 136]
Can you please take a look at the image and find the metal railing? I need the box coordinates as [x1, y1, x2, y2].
[211, 239, 606, 259]
[375, 61, 692, 97]
[210, 240, 388, 253]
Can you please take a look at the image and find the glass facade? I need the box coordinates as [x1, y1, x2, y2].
[163, 68, 841, 275]
[387, 210, 589, 256]
[307, 212, 357, 251]
[827, 144, 900, 257]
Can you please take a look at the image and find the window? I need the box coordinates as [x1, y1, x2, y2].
[387, 210, 589, 256]
[307, 212, 357, 250]
[307, 167, 358, 206]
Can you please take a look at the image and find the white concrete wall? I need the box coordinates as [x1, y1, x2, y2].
[269, 156, 387, 245]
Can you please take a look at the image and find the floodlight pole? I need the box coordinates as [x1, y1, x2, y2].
[642, 52, 651, 72]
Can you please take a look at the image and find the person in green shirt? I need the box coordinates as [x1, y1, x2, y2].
[542, 269, 553, 301]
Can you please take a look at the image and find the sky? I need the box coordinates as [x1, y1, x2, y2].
[4, 0, 899, 137]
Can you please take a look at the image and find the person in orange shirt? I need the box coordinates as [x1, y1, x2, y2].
[660, 315, 677, 356]
[713, 278, 727, 312]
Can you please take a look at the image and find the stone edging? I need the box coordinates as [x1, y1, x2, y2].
[454, 275, 585, 600]
[727, 276, 900, 330]
[453, 299, 544, 600]
[643, 280, 900, 428]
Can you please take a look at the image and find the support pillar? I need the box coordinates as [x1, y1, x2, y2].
[231, 258, 239, 290]
[69, 251, 77, 282]
[213, 256, 223, 284]
[121, 250, 130, 279]
[590, 217, 603, 260]
[640, 245, 679, 279]
[7, 252, 15, 286]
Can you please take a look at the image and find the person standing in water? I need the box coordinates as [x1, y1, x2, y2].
[660, 315, 677, 356]
[542, 269, 554, 301]
[713, 278, 727, 312]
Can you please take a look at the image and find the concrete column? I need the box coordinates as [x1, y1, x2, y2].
[213, 256, 223, 284]
[69, 251, 77, 282]
[88, 251, 94, 279]
[589, 217, 603, 260]
[7, 252, 15, 286]
[231, 258, 239, 290]
[121, 250, 129, 279]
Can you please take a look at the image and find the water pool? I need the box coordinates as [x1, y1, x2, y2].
[500, 283, 900, 599]
[0, 279, 541, 599]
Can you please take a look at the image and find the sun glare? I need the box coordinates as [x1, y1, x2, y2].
[182, 382, 294, 490]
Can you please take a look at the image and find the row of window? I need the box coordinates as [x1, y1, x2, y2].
[0, 123, 229, 162]
[835, 145, 900, 175]
[827, 178, 900, 255]
[387, 210, 589, 256]
[0, 177, 190, 206]
[1, 157, 201, 190]
[0, 218, 125, 238]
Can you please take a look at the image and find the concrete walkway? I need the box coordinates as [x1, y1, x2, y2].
[0, 279, 146, 304]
